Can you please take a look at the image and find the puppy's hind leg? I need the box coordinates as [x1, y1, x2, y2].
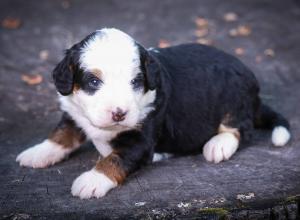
[203, 124, 240, 163]
[16, 113, 85, 168]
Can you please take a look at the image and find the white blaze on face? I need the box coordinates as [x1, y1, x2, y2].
[68, 28, 156, 129]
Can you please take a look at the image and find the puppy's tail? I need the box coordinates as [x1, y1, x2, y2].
[254, 103, 291, 147]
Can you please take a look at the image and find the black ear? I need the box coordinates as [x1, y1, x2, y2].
[52, 50, 76, 96]
[145, 53, 161, 90]
[138, 44, 161, 90]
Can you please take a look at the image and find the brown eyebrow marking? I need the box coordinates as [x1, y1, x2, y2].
[91, 68, 102, 78]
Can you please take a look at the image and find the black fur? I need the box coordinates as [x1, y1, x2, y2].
[53, 32, 290, 180]
[137, 43, 161, 91]
[52, 52, 75, 96]
[110, 130, 152, 174]
[150, 44, 258, 153]
[52, 31, 101, 95]
[110, 43, 290, 176]
[254, 103, 290, 130]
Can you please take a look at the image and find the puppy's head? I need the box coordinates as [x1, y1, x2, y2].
[53, 28, 160, 130]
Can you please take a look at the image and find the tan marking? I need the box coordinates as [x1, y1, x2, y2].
[49, 126, 85, 149]
[73, 83, 80, 93]
[221, 113, 233, 125]
[91, 68, 102, 78]
[95, 153, 126, 184]
[218, 124, 240, 140]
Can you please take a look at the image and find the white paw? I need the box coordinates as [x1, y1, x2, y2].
[272, 126, 291, 147]
[203, 133, 239, 163]
[16, 139, 71, 168]
[152, 153, 173, 162]
[71, 169, 117, 199]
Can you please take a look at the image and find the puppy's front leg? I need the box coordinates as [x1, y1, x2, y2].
[71, 130, 151, 199]
[16, 113, 85, 168]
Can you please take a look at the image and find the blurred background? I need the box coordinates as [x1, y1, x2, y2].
[1, 0, 300, 134]
[1, 0, 300, 218]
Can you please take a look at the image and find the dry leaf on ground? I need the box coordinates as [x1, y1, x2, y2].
[238, 25, 251, 36]
[21, 74, 43, 85]
[2, 17, 21, 29]
[255, 55, 263, 63]
[195, 17, 208, 28]
[195, 29, 208, 38]
[223, 12, 238, 22]
[234, 47, 245, 55]
[61, 0, 71, 9]
[229, 25, 251, 37]
[264, 48, 275, 57]
[194, 16, 211, 44]
[229, 28, 239, 37]
[158, 39, 171, 48]
[39, 50, 49, 61]
[196, 38, 213, 45]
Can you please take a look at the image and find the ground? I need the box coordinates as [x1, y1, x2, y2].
[0, 0, 300, 219]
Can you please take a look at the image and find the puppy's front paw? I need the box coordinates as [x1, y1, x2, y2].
[203, 133, 239, 163]
[16, 140, 71, 168]
[71, 169, 117, 199]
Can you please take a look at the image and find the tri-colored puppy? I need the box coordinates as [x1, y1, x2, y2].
[16, 28, 291, 199]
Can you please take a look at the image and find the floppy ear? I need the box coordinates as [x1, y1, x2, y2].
[52, 50, 76, 96]
[138, 44, 161, 90]
[145, 53, 161, 90]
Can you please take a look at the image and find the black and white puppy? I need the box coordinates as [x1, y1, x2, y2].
[16, 28, 291, 199]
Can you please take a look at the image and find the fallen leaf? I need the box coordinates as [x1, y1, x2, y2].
[234, 47, 245, 55]
[39, 50, 49, 61]
[223, 12, 238, 22]
[264, 48, 275, 57]
[197, 38, 213, 45]
[255, 55, 263, 63]
[2, 17, 21, 29]
[61, 0, 71, 9]
[195, 29, 208, 38]
[229, 25, 251, 37]
[21, 74, 43, 85]
[238, 25, 251, 36]
[229, 28, 239, 37]
[195, 17, 208, 28]
[158, 39, 171, 48]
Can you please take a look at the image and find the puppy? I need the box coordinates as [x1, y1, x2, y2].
[16, 28, 291, 199]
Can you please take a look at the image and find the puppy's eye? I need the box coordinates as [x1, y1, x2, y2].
[131, 79, 138, 85]
[131, 74, 144, 89]
[88, 78, 101, 89]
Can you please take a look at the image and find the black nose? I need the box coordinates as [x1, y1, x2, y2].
[112, 108, 127, 122]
